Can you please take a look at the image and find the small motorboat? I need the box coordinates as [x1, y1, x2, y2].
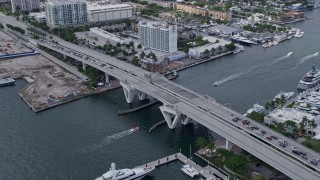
[287, 52, 293, 56]
[130, 126, 139, 133]
[314, 52, 319, 56]
[181, 164, 199, 178]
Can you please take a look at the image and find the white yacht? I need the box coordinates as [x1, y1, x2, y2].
[273, 92, 295, 101]
[244, 103, 265, 116]
[95, 163, 155, 180]
[181, 164, 199, 178]
[294, 29, 304, 38]
[297, 65, 320, 91]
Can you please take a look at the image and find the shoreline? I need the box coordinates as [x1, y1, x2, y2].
[163, 51, 233, 75]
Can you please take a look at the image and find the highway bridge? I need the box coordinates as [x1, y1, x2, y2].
[37, 39, 320, 180]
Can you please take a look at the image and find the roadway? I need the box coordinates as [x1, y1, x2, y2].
[38, 40, 320, 179]
[2, 12, 320, 178]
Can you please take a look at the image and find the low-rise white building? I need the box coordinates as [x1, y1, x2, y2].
[89, 27, 130, 45]
[87, 3, 133, 22]
[264, 108, 315, 125]
[188, 37, 231, 59]
[29, 12, 47, 23]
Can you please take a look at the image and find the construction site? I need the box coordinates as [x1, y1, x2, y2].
[0, 30, 92, 112]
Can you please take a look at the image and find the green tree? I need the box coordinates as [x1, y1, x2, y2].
[140, 51, 145, 59]
[137, 44, 142, 49]
[196, 137, 208, 150]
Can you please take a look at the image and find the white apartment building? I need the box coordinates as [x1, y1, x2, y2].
[46, 0, 88, 28]
[87, 3, 132, 22]
[11, 0, 40, 12]
[138, 21, 177, 53]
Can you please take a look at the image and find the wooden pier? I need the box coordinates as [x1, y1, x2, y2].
[138, 153, 229, 180]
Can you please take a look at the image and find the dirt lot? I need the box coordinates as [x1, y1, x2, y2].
[0, 30, 31, 55]
[0, 54, 90, 110]
[0, 30, 91, 111]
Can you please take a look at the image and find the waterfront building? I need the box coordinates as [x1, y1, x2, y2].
[46, 0, 88, 28]
[89, 27, 130, 45]
[188, 36, 231, 59]
[11, 0, 40, 13]
[138, 21, 177, 53]
[278, 11, 305, 23]
[87, 3, 133, 22]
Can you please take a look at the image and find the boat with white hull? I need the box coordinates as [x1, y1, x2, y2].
[95, 163, 155, 180]
[297, 65, 320, 91]
[181, 164, 199, 178]
[0, 77, 15, 87]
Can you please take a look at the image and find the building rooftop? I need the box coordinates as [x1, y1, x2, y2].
[190, 37, 231, 53]
[87, 3, 132, 12]
[47, 0, 86, 5]
[209, 25, 240, 34]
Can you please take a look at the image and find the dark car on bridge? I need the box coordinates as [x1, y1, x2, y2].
[242, 120, 250, 125]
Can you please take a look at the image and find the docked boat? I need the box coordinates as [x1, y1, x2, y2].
[273, 91, 295, 101]
[294, 29, 304, 38]
[95, 163, 155, 180]
[230, 35, 255, 46]
[181, 164, 199, 178]
[0, 77, 15, 87]
[165, 71, 179, 80]
[244, 103, 265, 116]
[297, 65, 320, 91]
[233, 44, 244, 54]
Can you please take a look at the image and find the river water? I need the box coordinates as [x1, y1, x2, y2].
[1, 8, 320, 180]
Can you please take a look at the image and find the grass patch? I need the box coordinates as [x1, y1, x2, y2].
[302, 138, 320, 153]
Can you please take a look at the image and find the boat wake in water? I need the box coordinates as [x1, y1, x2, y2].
[76, 127, 139, 153]
[298, 52, 319, 65]
[270, 52, 293, 65]
[213, 73, 243, 86]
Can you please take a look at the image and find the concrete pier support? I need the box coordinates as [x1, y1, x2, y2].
[138, 92, 147, 100]
[82, 62, 87, 71]
[159, 105, 181, 129]
[181, 115, 192, 125]
[105, 72, 110, 84]
[120, 81, 149, 103]
[225, 139, 232, 151]
[120, 81, 138, 103]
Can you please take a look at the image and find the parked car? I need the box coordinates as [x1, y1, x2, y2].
[271, 135, 278, 140]
[266, 136, 272, 140]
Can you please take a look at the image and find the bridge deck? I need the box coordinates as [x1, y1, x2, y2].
[38, 39, 320, 179]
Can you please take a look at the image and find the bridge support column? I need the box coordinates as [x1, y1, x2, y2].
[138, 92, 147, 100]
[82, 62, 87, 71]
[226, 139, 232, 151]
[105, 72, 110, 84]
[159, 105, 182, 129]
[120, 81, 138, 103]
[181, 115, 192, 125]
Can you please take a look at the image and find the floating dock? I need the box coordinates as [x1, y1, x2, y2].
[138, 153, 229, 180]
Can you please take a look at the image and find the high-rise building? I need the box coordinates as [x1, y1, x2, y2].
[138, 21, 177, 53]
[46, 0, 88, 28]
[11, 0, 40, 13]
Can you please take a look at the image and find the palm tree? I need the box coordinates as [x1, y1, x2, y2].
[140, 51, 145, 59]
[196, 137, 207, 154]
[206, 140, 215, 157]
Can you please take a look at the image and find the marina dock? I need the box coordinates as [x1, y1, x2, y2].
[138, 153, 229, 180]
